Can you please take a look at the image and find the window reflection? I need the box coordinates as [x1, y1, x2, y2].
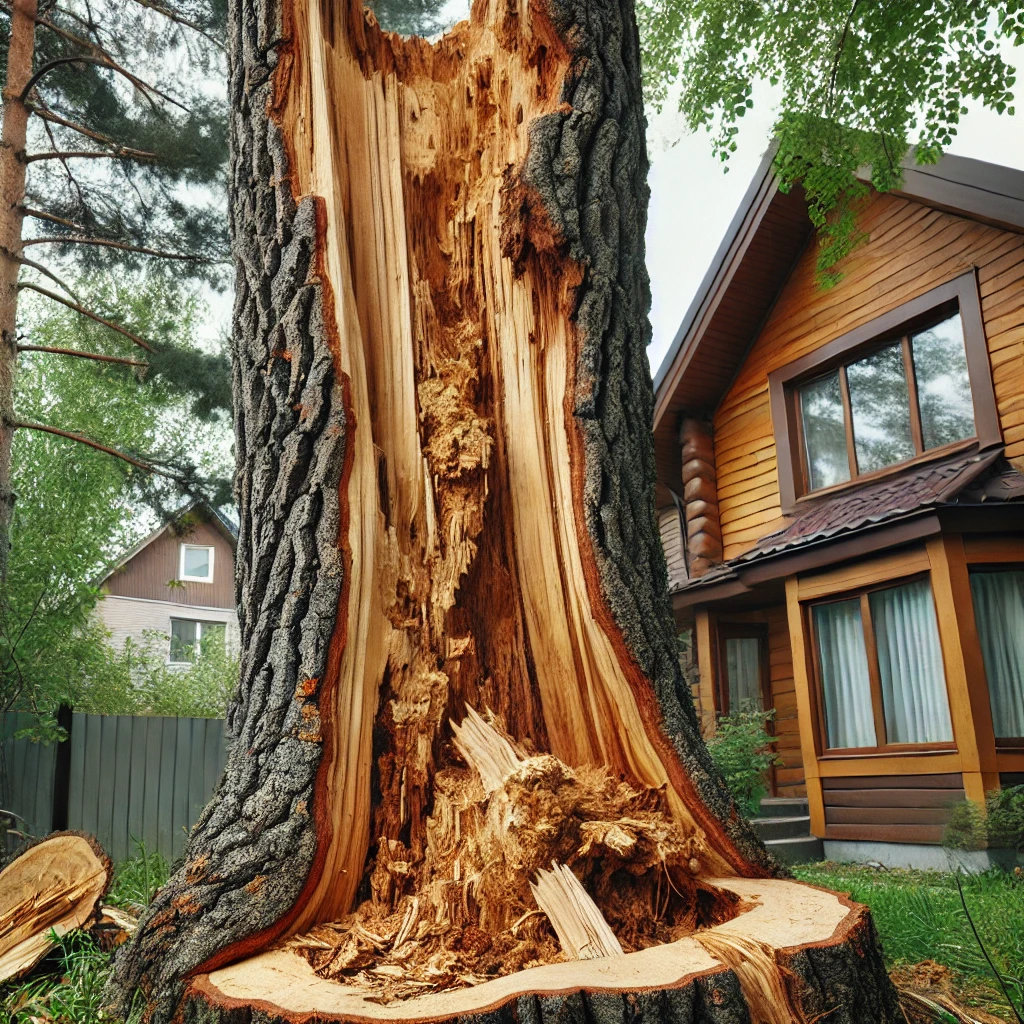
[847, 342, 914, 473]
[800, 371, 850, 491]
[912, 313, 975, 450]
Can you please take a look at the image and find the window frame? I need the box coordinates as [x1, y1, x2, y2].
[715, 623, 770, 716]
[769, 271, 1000, 512]
[168, 618, 226, 664]
[179, 542, 215, 583]
[966, 562, 1024, 748]
[805, 572, 957, 756]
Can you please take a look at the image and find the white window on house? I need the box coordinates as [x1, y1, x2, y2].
[810, 577, 953, 751]
[180, 543, 215, 583]
[169, 619, 226, 663]
[969, 568, 1024, 741]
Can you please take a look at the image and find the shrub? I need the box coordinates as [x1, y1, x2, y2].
[705, 709, 780, 819]
[944, 785, 1024, 853]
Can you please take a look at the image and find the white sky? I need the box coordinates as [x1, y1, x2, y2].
[644, 47, 1024, 378]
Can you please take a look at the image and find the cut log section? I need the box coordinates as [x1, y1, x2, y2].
[104, 0, 904, 1017]
[0, 832, 112, 982]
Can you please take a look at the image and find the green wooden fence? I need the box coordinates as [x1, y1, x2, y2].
[1, 712, 227, 862]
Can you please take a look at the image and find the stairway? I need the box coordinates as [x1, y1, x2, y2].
[750, 796, 824, 865]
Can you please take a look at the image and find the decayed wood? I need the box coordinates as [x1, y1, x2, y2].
[0, 832, 112, 982]
[104, 0, 904, 1017]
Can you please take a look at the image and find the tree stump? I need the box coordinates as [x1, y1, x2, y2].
[106, 0, 902, 1020]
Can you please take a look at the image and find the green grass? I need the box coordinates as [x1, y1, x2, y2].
[793, 862, 1024, 1020]
[1, 844, 169, 1023]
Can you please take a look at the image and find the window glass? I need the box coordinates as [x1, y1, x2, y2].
[812, 598, 876, 748]
[869, 580, 951, 744]
[799, 371, 850, 491]
[725, 637, 762, 711]
[182, 545, 212, 579]
[200, 622, 226, 655]
[846, 341, 914, 473]
[170, 619, 198, 662]
[970, 569, 1024, 739]
[912, 313, 975, 450]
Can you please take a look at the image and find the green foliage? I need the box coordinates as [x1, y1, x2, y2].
[638, 1, 1024, 283]
[1, 277, 232, 734]
[793, 863, 1024, 1017]
[108, 841, 170, 908]
[365, 0, 456, 36]
[945, 786, 1024, 852]
[76, 629, 238, 718]
[705, 708, 780, 818]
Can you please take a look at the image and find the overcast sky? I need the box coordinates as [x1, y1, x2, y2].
[644, 48, 1024, 380]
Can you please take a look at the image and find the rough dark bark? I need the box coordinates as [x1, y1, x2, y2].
[105, 0, 902, 1019]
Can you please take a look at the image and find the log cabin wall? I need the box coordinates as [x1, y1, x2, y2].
[102, 519, 236, 609]
[712, 193, 1024, 560]
[680, 417, 723, 575]
[657, 505, 689, 591]
[695, 603, 805, 798]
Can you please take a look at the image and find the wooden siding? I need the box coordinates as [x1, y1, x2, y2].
[821, 774, 964, 844]
[657, 506, 688, 590]
[713, 193, 1024, 560]
[103, 519, 236, 608]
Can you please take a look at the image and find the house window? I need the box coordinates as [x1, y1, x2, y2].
[810, 577, 953, 751]
[180, 543, 215, 583]
[717, 625, 768, 714]
[169, 619, 226, 663]
[969, 568, 1024, 740]
[770, 272, 1000, 509]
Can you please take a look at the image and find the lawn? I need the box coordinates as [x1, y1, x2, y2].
[793, 862, 1024, 1022]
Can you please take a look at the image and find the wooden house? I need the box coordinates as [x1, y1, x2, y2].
[96, 502, 239, 664]
[653, 150, 1024, 859]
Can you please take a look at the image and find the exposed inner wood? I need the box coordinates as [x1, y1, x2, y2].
[0, 832, 112, 982]
[194, 877, 856, 1020]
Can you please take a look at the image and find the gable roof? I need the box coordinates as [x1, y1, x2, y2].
[95, 500, 238, 588]
[651, 149, 1024, 494]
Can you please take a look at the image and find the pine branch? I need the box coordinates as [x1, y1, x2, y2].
[20, 54, 188, 115]
[26, 149, 158, 163]
[17, 343, 148, 367]
[28, 103, 158, 159]
[20, 206, 89, 232]
[18, 281, 156, 352]
[38, 114, 88, 210]
[22, 235, 221, 264]
[6, 250, 84, 302]
[9, 420, 163, 474]
[124, 0, 225, 51]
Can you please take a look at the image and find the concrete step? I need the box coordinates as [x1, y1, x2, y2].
[764, 834, 824, 866]
[750, 814, 813, 842]
[757, 796, 809, 817]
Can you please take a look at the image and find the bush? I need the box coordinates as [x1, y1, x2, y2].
[944, 785, 1024, 852]
[705, 709, 780, 818]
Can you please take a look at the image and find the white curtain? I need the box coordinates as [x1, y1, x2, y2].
[725, 637, 762, 711]
[970, 570, 1024, 739]
[869, 580, 952, 744]
[813, 599, 876, 748]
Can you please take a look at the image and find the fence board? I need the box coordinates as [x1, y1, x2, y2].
[0, 713, 56, 838]
[1, 711, 227, 863]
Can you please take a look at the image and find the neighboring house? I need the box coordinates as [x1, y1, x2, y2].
[653, 149, 1024, 862]
[96, 502, 240, 665]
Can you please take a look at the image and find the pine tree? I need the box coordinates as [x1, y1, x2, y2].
[0, 0, 231, 579]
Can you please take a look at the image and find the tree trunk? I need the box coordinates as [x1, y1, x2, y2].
[0, 0, 35, 582]
[106, 0, 902, 1020]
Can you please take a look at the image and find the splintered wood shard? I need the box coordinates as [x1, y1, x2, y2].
[529, 862, 623, 961]
[451, 706, 523, 794]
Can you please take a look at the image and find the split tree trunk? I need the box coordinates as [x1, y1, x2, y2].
[107, 0, 902, 1020]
